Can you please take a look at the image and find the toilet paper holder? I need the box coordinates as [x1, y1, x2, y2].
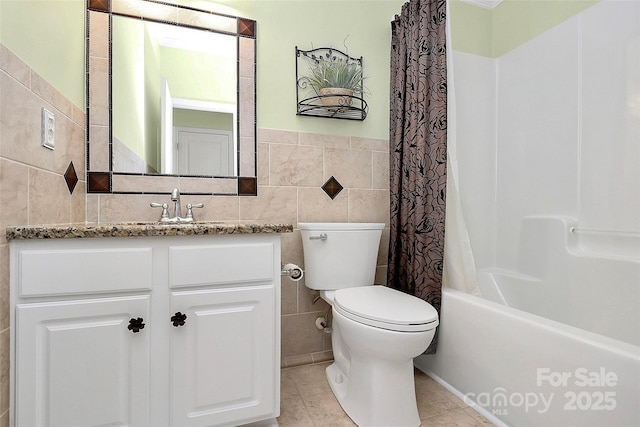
[281, 263, 303, 281]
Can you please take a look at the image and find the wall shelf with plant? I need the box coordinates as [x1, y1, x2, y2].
[295, 46, 368, 121]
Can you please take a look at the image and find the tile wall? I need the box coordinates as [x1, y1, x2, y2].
[0, 43, 87, 426]
[88, 128, 392, 367]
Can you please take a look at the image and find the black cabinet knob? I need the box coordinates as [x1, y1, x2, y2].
[128, 317, 145, 333]
[171, 312, 187, 327]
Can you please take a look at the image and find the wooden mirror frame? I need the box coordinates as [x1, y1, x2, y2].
[86, 0, 257, 196]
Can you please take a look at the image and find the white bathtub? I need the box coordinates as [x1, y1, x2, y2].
[416, 217, 640, 426]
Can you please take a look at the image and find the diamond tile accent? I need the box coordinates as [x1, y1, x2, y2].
[64, 162, 79, 194]
[322, 176, 343, 200]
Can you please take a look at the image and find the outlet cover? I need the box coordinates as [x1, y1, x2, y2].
[41, 108, 55, 150]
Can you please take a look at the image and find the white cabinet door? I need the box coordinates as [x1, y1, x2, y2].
[170, 285, 277, 427]
[15, 296, 151, 427]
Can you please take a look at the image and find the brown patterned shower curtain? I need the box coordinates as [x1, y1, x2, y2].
[387, 0, 447, 354]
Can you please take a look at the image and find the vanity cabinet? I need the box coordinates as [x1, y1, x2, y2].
[10, 233, 281, 427]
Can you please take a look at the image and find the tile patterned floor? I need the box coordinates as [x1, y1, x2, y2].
[278, 362, 494, 427]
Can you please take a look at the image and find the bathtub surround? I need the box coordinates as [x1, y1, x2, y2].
[419, 1, 640, 426]
[388, 0, 448, 354]
[418, 288, 640, 427]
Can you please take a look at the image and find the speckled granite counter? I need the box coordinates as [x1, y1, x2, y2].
[6, 222, 294, 240]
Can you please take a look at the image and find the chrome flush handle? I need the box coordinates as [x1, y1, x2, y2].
[309, 233, 328, 241]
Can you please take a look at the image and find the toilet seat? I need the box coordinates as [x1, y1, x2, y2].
[333, 285, 439, 332]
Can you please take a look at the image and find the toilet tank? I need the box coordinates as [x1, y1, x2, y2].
[299, 223, 384, 291]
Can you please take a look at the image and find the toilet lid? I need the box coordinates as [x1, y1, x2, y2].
[333, 286, 439, 332]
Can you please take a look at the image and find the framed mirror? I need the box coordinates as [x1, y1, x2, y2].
[86, 0, 257, 195]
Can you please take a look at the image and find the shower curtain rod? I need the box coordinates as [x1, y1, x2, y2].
[569, 227, 640, 237]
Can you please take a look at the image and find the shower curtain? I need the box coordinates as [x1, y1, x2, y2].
[388, 0, 447, 354]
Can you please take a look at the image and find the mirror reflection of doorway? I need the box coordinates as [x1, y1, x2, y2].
[161, 78, 237, 175]
[174, 127, 233, 176]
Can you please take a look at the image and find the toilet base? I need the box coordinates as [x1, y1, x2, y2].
[325, 359, 421, 427]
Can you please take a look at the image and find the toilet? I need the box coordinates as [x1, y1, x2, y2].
[299, 222, 439, 427]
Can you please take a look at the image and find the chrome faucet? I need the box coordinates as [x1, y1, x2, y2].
[171, 188, 182, 220]
[150, 188, 203, 222]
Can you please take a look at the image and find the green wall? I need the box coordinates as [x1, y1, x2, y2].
[450, 0, 599, 58]
[112, 16, 147, 162]
[144, 25, 162, 172]
[226, 0, 405, 139]
[0, 0, 85, 108]
[0, 0, 600, 140]
[174, 109, 233, 131]
[160, 46, 236, 104]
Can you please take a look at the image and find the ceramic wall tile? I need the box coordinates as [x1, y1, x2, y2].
[324, 147, 372, 189]
[88, 125, 109, 171]
[372, 151, 389, 190]
[0, 246, 8, 331]
[297, 187, 348, 223]
[0, 329, 7, 416]
[0, 159, 29, 243]
[348, 189, 390, 225]
[31, 71, 74, 119]
[111, 174, 180, 193]
[239, 77, 255, 138]
[1, 71, 85, 180]
[239, 36, 255, 79]
[71, 180, 87, 224]
[269, 144, 324, 187]
[311, 350, 333, 364]
[88, 11, 109, 59]
[54, 113, 85, 176]
[88, 57, 109, 127]
[239, 136, 256, 177]
[257, 142, 270, 186]
[0, 45, 30, 87]
[177, 194, 239, 222]
[281, 312, 327, 358]
[239, 186, 298, 225]
[298, 283, 329, 317]
[281, 277, 298, 316]
[97, 194, 164, 223]
[350, 136, 388, 152]
[299, 132, 349, 149]
[177, 176, 237, 195]
[377, 227, 389, 267]
[0, 72, 46, 166]
[374, 266, 388, 286]
[258, 128, 299, 145]
[29, 168, 70, 225]
[281, 229, 304, 268]
[86, 194, 100, 223]
[70, 104, 85, 128]
[282, 354, 314, 370]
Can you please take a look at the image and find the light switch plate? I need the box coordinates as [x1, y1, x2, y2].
[41, 108, 55, 150]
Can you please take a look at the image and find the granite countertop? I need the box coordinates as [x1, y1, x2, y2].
[6, 222, 294, 241]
